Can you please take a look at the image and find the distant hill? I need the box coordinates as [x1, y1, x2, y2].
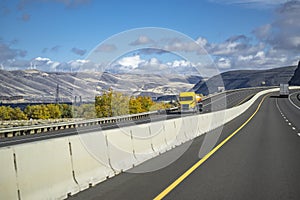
[193, 66, 297, 95]
[0, 69, 202, 103]
[289, 61, 300, 86]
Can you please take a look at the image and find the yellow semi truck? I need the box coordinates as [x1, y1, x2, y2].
[179, 92, 203, 113]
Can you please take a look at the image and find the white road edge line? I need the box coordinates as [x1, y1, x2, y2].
[288, 92, 300, 110]
[276, 95, 299, 136]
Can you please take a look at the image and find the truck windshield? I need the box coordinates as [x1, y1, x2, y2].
[179, 96, 193, 101]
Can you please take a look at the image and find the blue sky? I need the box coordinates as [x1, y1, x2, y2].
[0, 0, 299, 73]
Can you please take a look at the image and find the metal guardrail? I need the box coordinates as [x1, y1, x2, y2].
[0, 111, 158, 138]
[200, 86, 277, 101]
[0, 86, 277, 139]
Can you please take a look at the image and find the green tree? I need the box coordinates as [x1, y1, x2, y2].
[73, 104, 94, 119]
[79, 104, 96, 119]
[111, 92, 130, 116]
[59, 104, 73, 118]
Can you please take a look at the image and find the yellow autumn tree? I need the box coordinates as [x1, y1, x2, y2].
[46, 104, 61, 119]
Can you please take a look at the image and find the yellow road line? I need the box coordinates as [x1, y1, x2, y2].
[153, 95, 268, 200]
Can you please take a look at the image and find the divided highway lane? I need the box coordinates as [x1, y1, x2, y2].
[277, 90, 300, 133]
[0, 88, 266, 147]
[201, 88, 264, 113]
[69, 92, 300, 200]
[288, 91, 300, 110]
[160, 92, 300, 199]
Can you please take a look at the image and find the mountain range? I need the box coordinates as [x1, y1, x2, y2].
[193, 65, 298, 95]
[0, 70, 200, 103]
[0, 64, 299, 103]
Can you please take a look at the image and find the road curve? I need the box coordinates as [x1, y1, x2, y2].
[68, 91, 300, 200]
[288, 91, 300, 110]
[0, 88, 264, 147]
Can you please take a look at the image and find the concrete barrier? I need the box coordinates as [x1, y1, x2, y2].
[68, 134, 115, 190]
[182, 116, 199, 140]
[150, 121, 169, 154]
[0, 147, 19, 200]
[13, 137, 79, 200]
[175, 117, 190, 145]
[106, 127, 137, 171]
[2, 87, 300, 199]
[130, 124, 158, 164]
[195, 114, 211, 137]
[164, 120, 180, 148]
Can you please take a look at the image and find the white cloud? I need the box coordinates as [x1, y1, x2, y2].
[163, 38, 203, 53]
[3, 1, 299, 73]
[67, 59, 100, 71]
[1, 57, 102, 72]
[130, 36, 153, 45]
[34, 57, 51, 62]
[196, 37, 208, 47]
[68, 59, 90, 67]
[238, 55, 254, 61]
[105, 55, 204, 75]
[117, 55, 145, 69]
[255, 51, 265, 59]
[286, 36, 300, 48]
[71, 59, 90, 64]
[137, 58, 169, 72]
[171, 60, 193, 68]
[147, 57, 160, 65]
[216, 57, 231, 69]
[31, 57, 60, 70]
[252, 24, 271, 40]
[256, 1, 300, 51]
[193, 3, 300, 71]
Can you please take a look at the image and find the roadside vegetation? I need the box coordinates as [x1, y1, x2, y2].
[0, 90, 171, 121]
[0, 104, 72, 121]
[95, 90, 171, 118]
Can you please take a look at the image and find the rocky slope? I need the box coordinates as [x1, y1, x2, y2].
[289, 61, 300, 86]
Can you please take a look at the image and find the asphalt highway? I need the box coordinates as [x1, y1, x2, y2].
[288, 91, 300, 110]
[0, 88, 269, 147]
[68, 90, 300, 200]
[201, 88, 264, 113]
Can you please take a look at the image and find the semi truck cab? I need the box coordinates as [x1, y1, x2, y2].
[179, 92, 203, 113]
